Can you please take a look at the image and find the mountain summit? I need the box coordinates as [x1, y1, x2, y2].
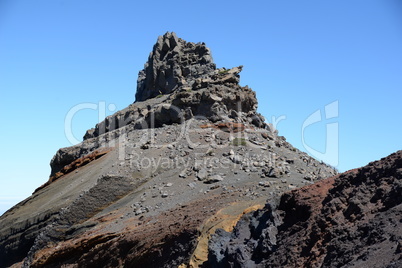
[82, 32, 266, 140]
[135, 32, 216, 102]
[0, 33, 339, 267]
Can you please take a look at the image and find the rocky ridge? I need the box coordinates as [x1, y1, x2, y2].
[0, 32, 337, 268]
[209, 150, 402, 267]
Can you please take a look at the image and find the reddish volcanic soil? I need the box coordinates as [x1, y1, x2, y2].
[209, 151, 402, 268]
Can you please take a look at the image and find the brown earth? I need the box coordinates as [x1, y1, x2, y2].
[34, 148, 112, 193]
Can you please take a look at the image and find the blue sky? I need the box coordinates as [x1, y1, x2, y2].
[1, 0, 401, 214]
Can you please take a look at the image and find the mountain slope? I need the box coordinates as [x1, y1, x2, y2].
[209, 150, 402, 267]
[0, 32, 336, 268]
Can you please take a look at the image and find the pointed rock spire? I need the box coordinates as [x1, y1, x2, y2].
[135, 32, 216, 102]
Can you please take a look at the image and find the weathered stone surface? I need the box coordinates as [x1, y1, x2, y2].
[208, 151, 402, 268]
[81, 32, 265, 143]
[135, 32, 216, 102]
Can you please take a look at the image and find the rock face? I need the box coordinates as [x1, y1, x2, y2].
[135, 32, 215, 102]
[0, 32, 341, 268]
[209, 150, 402, 267]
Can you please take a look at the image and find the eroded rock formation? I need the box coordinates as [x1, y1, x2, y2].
[209, 151, 402, 267]
[51, 32, 266, 177]
[0, 32, 344, 268]
[135, 32, 215, 102]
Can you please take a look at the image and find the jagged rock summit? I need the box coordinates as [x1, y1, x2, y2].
[0, 33, 338, 268]
[83, 32, 265, 139]
[136, 32, 215, 102]
[53, 32, 266, 177]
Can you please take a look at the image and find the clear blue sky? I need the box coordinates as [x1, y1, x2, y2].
[1, 0, 401, 214]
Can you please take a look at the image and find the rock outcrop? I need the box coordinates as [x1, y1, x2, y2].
[135, 32, 215, 102]
[209, 150, 402, 267]
[50, 32, 266, 177]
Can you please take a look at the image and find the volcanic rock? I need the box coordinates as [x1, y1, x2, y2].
[209, 150, 402, 267]
[0, 33, 337, 268]
[135, 32, 215, 102]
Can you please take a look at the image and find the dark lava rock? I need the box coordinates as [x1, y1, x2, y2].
[208, 150, 402, 267]
[135, 32, 216, 102]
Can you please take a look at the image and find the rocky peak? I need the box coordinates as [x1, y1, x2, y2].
[82, 33, 267, 142]
[135, 32, 216, 102]
[0, 33, 344, 268]
[50, 33, 269, 178]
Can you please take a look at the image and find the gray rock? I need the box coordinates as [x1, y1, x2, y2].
[286, 159, 295, 164]
[135, 32, 215, 102]
[135, 209, 143, 215]
[197, 168, 208, 181]
[259, 181, 271, 187]
[230, 155, 243, 164]
[204, 175, 224, 184]
[266, 167, 282, 178]
[188, 182, 196, 188]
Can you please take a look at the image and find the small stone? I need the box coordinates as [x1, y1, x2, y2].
[197, 168, 208, 181]
[230, 155, 243, 164]
[135, 209, 143, 215]
[210, 185, 220, 190]
[267, 167, 279, 178]
[259, 181, 271, 187]
[166, 183, 173, 187]
[193, 165, 201, 172]
[250, 167, 258, 172]
[204, 175, 224, 184]
[288, 184, 297, 190]
[304, 176, 313, 181]
[261, 132, 269, 139]
[161, 192, 169, 198]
